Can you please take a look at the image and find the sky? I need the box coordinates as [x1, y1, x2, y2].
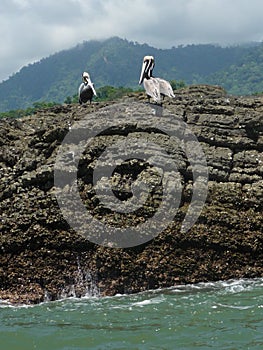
[1, 0, 263, 82]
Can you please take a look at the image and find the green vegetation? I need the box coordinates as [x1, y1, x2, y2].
[0, 80, 185, 119]
[0, 37, 263, 112]
[65, 85, 138, 105]
[169, 80, 186, 90]
[0, 86, 137, 118]
[0, 101, 59, 119]
[204, 44, 263, 95]
[96, 86, 134, 101]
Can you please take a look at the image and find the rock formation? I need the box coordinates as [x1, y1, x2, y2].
[0, 85, 262, 304]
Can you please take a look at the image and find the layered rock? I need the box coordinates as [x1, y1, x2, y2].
[0, 85, 262, 304]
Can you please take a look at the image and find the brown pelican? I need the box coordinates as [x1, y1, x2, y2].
[139, 56, 175, 103]
[78, 71, 97, 104]
[139, 56, 161, 103]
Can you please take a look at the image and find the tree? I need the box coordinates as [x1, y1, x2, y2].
[169, 80, 186, 90]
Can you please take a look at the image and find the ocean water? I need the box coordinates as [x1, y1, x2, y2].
[0, 278, 263, 350]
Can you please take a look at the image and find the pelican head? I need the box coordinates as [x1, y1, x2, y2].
[82, 71, 90, 84]
[139, 55, 155, 84]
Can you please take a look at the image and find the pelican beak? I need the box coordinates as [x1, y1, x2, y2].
[91, 84, 97, 96]
[86, 78, 97, 96]
[139, 60, 148, 85]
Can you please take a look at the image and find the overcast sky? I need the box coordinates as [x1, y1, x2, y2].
[1, 0, 263, 82]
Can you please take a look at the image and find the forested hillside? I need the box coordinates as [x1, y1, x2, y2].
[205, 44, 263, 95]
[0, 37, 263, 111]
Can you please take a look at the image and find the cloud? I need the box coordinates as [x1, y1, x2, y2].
[1, 0, 263, 81]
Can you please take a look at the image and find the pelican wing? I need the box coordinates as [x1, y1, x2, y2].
[78, 83, 94, 103]
[156, 78, 175, 98]
[143, 78, 161, 103]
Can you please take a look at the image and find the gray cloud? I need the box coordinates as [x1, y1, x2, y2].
[1, 0, 263, 81]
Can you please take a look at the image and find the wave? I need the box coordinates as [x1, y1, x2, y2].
[1, 277, 262, 309]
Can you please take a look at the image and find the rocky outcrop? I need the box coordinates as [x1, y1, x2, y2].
[0, 85, 262, 304]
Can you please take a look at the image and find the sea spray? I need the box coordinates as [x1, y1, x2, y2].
[57, 256, 99, 300]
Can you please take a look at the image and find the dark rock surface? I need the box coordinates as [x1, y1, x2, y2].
[0, 85, 262, 304]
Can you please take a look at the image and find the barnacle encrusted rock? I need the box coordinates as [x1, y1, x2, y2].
[0, 85, 262, 304]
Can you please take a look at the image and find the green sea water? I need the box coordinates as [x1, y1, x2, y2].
[0, 278, 263, 350]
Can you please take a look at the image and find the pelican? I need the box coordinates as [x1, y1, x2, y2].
[139, 56, 161, 103]
[78, 71, 97, 104]
[139, 56, 175, 103]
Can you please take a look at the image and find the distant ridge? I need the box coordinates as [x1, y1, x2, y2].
[0, 36, 263, 111]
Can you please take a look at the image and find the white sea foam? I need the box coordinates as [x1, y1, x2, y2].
[1, 277, 263, 309]
[215, 303, 254, 310]
[131, 296, 164, 307]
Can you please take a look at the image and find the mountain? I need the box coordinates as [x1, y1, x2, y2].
[0, 37, 263, 112]
[205, 43, 263, 95]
